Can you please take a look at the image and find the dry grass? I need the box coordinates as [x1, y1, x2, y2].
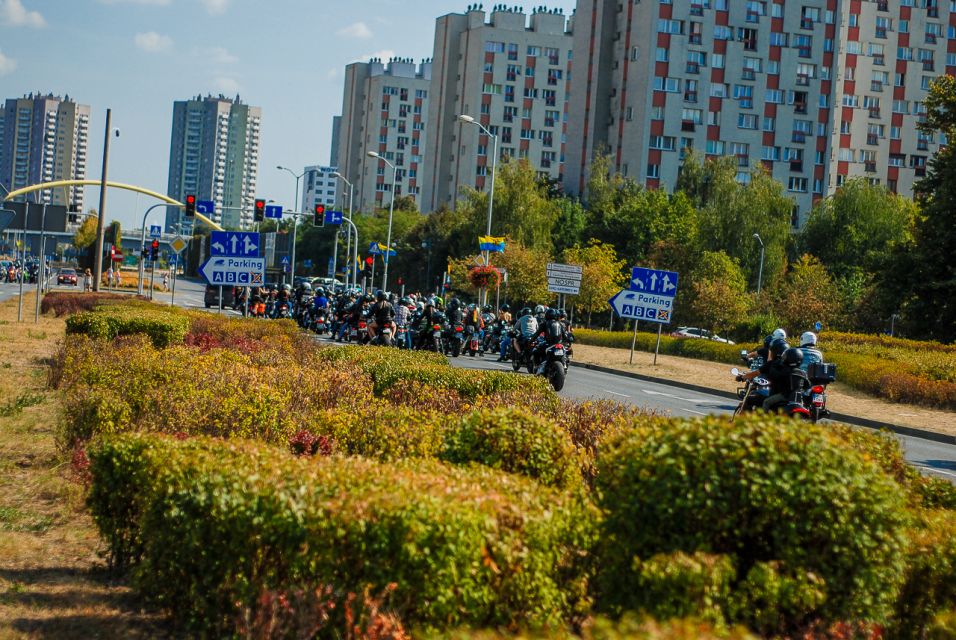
[573, 343, 956, 436]
[0, 291, 169, 639]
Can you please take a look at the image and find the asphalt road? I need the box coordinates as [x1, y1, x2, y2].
[449, 351, 956, 482]
[8, 274, 955, 481]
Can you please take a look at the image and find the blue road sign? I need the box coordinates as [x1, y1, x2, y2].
[630, 267, 679, 296]
[303, 259, 313, 268]
[149, 224, 162, 239]
[169, 255, 178, 265]
[196, 200, 215, 216]
[609, 289, 675, 324]
[324, 210, 344, 225]
[200, 257, 266, 286]
[281, 256, 290, 265]
[210, 231, 260, 257]
[265, 204, 283, 219]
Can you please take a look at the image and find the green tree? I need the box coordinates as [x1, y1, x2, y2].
[454, 158, 557, 254]
[72, 213, 98, 249]
[562, 240, 627, 325]
[679, 151, 793, 289]
[895, 75, 956, 341]
[551, 198, 588, 255]
[800, 177, 916, 277]
[450, 241, 554, 306]
[683, 251, 751, 336]
[771, 255, 841, 333]
[106, 220, 122, 246]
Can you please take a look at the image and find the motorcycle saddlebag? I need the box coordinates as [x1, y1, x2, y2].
[807, 362, 837, 385]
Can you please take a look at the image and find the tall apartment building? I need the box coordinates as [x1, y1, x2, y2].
[828, 0, 956, 197]
[0, 93, 90, 209]
[422, 6, 574, 213]
[566, 0, 956, 225]
[301, 165, 338, 212]
[165, 94, 261, 230]
[334, 58, 432, 214]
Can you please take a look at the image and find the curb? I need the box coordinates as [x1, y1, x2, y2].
[569, 361, 956, 446]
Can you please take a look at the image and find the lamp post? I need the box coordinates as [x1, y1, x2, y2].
[366, 152, 397, 292]
[753, 233, 765, 295]
[277, 166, 305, 284]
[93, 109, 118, 291]
[331, 171, 355, 289]
[458, 114, 499, 306]
[138, 203, 170, 295]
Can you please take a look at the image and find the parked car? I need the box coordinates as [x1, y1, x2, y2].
[57, 268, 78, 286]
[204, 284, 236, 308]
[670, 326, 735, 344]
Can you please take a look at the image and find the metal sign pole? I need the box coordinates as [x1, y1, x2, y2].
[34, 204, 47, 323]
[170, 266, 178, 307]
[149, 258, 156, 299]
[629, 319, 639, 365]
[218, 286, 223, 314]
[654, 323, 663, 366]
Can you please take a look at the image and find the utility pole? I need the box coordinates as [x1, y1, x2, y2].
[93, 109, 112, 291]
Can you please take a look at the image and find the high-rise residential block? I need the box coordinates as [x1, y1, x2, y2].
[422, 6, 574, 213]
[301, 165, 339, 212]
[566, 0, 955, 226]
[165, 94, 261, 230]
[334, 57, 432, 214]
[0, 93, 90, 209]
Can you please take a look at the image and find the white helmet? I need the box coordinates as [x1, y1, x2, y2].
[800, 331, 818, 347]
[771, 328, 787, 341]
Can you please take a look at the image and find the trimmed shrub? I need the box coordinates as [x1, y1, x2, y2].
[371, 362, 555, 400]
[442, 408, 583, 489]
[313, 402, 450, 461]
[41, 291, 142, 317]
[66, 305, 189, 347]
[594, 415, 909, 631]
[435, 616, 758, 639]
[731, 562, 827, 635]
[87, 434, 598, 635]
[887, 510, 956, 639]
[626, 553, 735, 626]
[574, 329, 742, 365]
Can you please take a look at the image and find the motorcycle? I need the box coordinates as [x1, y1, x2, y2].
[730, 367, 811, 420]
[510, 333, 534, 374]
[534, 340, 569, 392]
[446, 322, 465, 357]
[275, 301, 292, 320]
[805, 362, 837, 423]
[464, 324, 481, 357]
[371, 322, 394, 347]
[395, 324, 409, 349]
[313, 311, 329, 335]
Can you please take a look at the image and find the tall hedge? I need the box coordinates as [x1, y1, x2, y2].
[594, 416, 909, 633]
[87, 434, 599, 635]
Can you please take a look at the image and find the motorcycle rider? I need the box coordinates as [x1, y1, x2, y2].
[512, 307, 538, 356]
[395, 296, 413, 349]
[367, 290, 395, 342]
[738, 338, 795, 412]
[533, 304, 547, 327]
[798, 331, 824, 373]
[747, 328, 787, 364]
[532, 308, 567, 372]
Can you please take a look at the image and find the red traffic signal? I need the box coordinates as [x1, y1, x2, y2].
[365, 256, 374, 266]
[314, 204, 326, 226]
[184, 194, 196, 217]
[254, 199, 266, 222]
[151, 239, 160, 249]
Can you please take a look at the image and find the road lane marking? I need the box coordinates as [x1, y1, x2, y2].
[914, 465, 956, 479]
[685, 409, 708, 416]
[604, 390, 630, 398]
[641, 389, 717, 403]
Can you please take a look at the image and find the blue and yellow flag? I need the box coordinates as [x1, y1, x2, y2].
[377, 242, 397, 257]
[479, 236, 506, 253]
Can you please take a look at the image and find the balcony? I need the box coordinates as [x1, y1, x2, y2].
[690, 4, 704, 15]
[684, 92, 699, 103]
[867, 134, 879, 145]
[686, 62, 700, 74]
[871, 81, 884, 92]
[737, 155, 750, 167]
[923, 60, 935, 71]
[798, 47, 812, 58]
[792, 131, 807, 143]
[917, 140, 929, 150]
[797, 74, 810, 86]
[794, 103, 808, 114]
[865, 162, 877, 172]
[790, 160, 804, 172]
[874, 55, 885, 65]
[690, 34, 703, 44]
[742, 68, 756, 80]
[869, 108, 881, 118]
[743, 39, 757, 51]
[800, 18, 814, 29]
[876, 27, 887, 38]
[681, 120, 697, 132]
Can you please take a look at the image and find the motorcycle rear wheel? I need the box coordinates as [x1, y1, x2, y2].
[546, 361, 565, 392]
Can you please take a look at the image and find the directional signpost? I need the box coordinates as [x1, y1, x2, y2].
[196, 200, 215, 216]
[609, 266, 681, 364]
[202, 231, 263, 314]
[546, 262, 582, 295]
[324, 210, 344, 225]
[264, 204, 283, 220]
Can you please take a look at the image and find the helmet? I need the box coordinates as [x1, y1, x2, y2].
[520, 307, 532, 317]
[400, 297, 410, 305]
[771, 328, 787, 341]
[448, 300, 459, 310]
[545, 308, 558, 321]
[558, 309, 568, 320]
[782, 347, 804, 368]
[534, 305, 546, 315]
[364, 294, 374, 302]
[800, 331, 818, 347]
[483, 305, 492, 313]
[376, 290, 387, 301]
[416, 302, 424, 311]
[501, 304, 510, 312]
[283, 284, 292, 291]
[770, 339, 789, 358]
[301, 282, 312, 292]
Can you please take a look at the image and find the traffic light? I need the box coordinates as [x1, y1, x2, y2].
[314, 204, 326, 226]
[363, 256, 373, 281]
[254, 199, 265, 222]
[150, 239, 159, 261]
[184, 194, 197, 218]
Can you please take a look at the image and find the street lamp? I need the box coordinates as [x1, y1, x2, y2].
[277, 165, 306, 284]
[331, 171, 357, 290]
[366, 151, 396, 292]
[93, 109, 119, 291]
[458, 113, 499, 306]
[753, 233, 765, 295]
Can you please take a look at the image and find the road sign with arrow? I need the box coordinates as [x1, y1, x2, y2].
[210, 231, 260, 258]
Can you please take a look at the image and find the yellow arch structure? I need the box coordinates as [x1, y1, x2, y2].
[2, 179, 224, 231]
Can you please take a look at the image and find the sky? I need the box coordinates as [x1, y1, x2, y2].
[0, 0, 577, 228]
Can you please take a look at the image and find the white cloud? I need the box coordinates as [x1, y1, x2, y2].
[213, 76, 241, 93]
[204, 46, 238, 64]
[350, 49, 395, 64]
[1, 0, 46, 28]
[134, 31, 173, 53]
[0, 49, 16, 76]
[336, 21, 373, 39]
[98, 0, 171, 5]
[201, 0, 228, 15]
